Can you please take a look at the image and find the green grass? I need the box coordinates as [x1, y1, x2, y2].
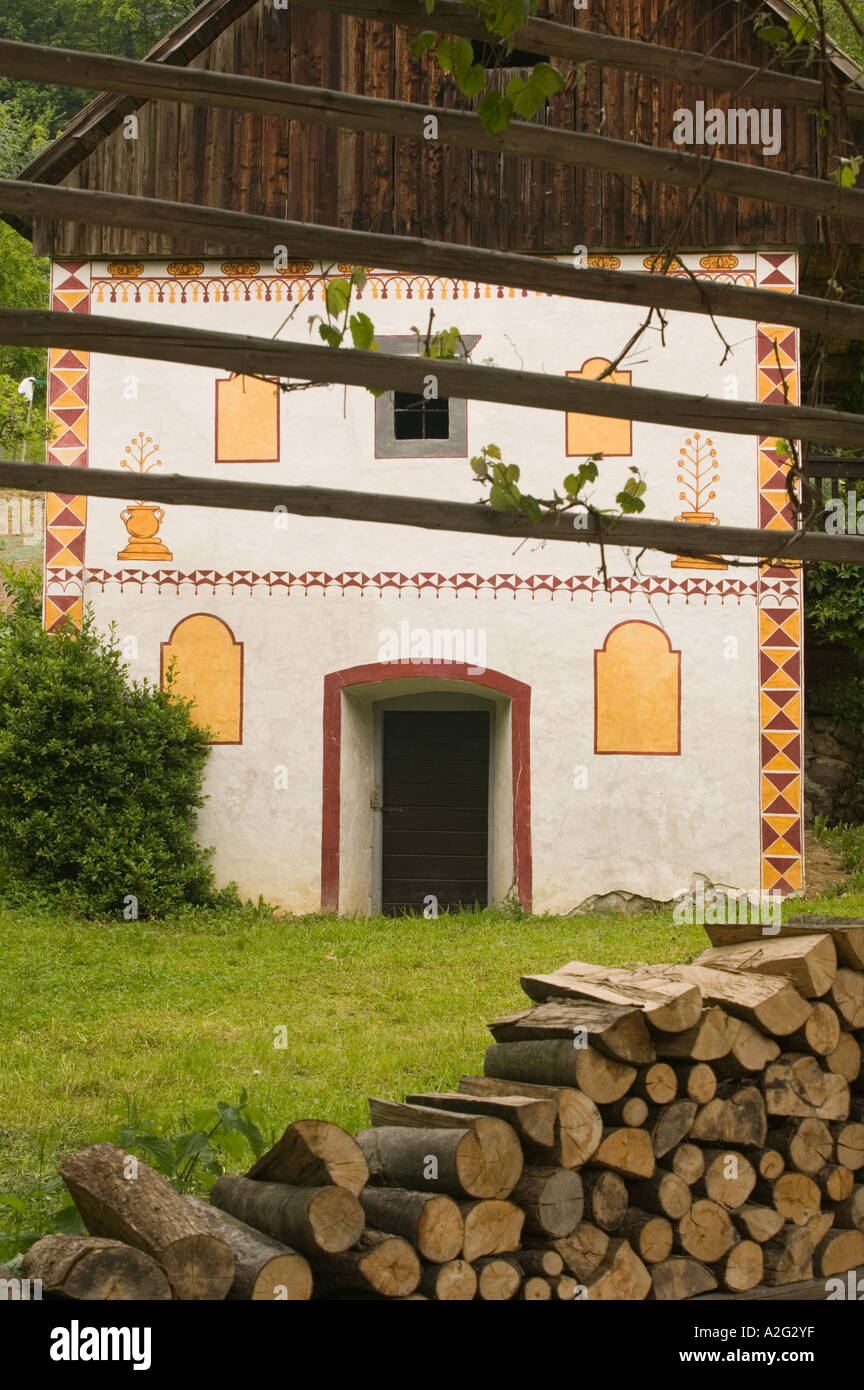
[1, 861, 864, 1258]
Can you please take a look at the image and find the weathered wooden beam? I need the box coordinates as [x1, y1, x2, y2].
[6, 179, 864, 346]
[1, 307, 861, 448]
[287, 0, 864, 118]
[1, 39, 863, 224]
[3, 458, 863, 564]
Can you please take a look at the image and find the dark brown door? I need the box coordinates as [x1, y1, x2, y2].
[381, 710, 490, 915]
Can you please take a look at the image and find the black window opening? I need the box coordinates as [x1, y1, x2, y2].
[381, 710, 490, 916]
[471, 39, 550, 67]
[392, 391, 451, 441]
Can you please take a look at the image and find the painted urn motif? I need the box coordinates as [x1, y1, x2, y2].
[671, 432, 726, 571]
[117, 433, 173, 561]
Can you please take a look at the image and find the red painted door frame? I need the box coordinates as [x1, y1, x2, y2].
[321, 661, 532, 913]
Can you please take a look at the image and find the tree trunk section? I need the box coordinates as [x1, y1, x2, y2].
[690, 1084, 767, 1146]
[717, 1238, 763, 1291]
[356, 1123, 521, 1199]
[210, 1176, 363, 1255]
[692, 1149, 757, 1209]
[508, 1248, 564, 1277]
[763, 1055, 850, 1120]
[694, 934, 837, 998]
[580, 1170, 628, 1231]
[246, 1119, 368, 1195]
[358, 1188, 463, 1263]
[631, 1063, 678, 1105]
[670, 1063, 717, 1104]
[731, 1203, 784, 1243]
[785, 1003, 841, 1057]
[458, 1074, 603, 1168]
[484, 1040, 636, 1104]
[633, 963, 813, 1037]
[761, 1224, 814, 1285]
[602, 1096, 649, 1128]
[825, 1032, 862, 1082]
[618, 1209, 674, 1263]
[658, 1143, 705, 1186]
[459, 1199, 524, 1262]
[417, 1259, 476, 1300]
[752, 1171, 821, 1225]
[473, 1255, 522, 1300]
[509, 1166, 583, 1237]
[487, 998, 654, 1063]
[546, 1223, 609, 1279]
[653, 1008, 738, 1061]
[830, 1121, 864, 1171]
[186, 1195, 312, 1300]
[713, 1019, 780, 1078]
[675, 1199, 737, 1262]
[766, 1118, 833, 1175]
[646, 1101, 697, 1157]
[813, 1228, 864, 1276]
[584, 1238, 651, 1300]
[628, 1171, 692, 1220]
[21, 1234, 171, 1301]
[406, 1090, 555, 1147]
[829, 967, 864, 1028]
[589, 1127, 655, 1178]
[650, 1256, 717, 1299]
[520, 963, 701, 1033]
[310, 1230, 420, 1297]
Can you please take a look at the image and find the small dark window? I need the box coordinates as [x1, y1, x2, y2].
[393, 392, 450, 441]
[471, 40, 548, 67]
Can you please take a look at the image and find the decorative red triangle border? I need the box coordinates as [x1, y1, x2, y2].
[44, 263, 90, 634]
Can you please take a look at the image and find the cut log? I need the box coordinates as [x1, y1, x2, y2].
[406, 1090, 555, 1147]
[815, 1165, 854, 1202]
[743, 915, 864, 971]
[508, 1166, 583, 1237]
[731, 1203, 784, 1243]
[580, 1170, 629, 1231]
[763, 1055, 850, 1120]
[651, 1008, 738, 1062]
[650, 1256, 718, 1300]
[784, 1003, 841, 1057]
[59, 1144, 235, 1301]
[458, 1075, 602, 1167]
[632, 963, 813, 1038]
[459, 1199, 524, 1262]
[830, 968, 864, 1028]
[628, 1171, 692, 1221]
[246, 1120, 368, 1195]
[831, 1185, 864, 1231]
[508, 1248, 564, 1278]
[813, 1227, 864, 1276]
[766, 1119, 833, 1175]
[694, 934, 837, 999]
[589, 1127, 655, 1179]
[670, 1064, 717, 1104]
[825, 1031, 862, 1082]
[689, 1084, 767, 1146]
[618, 1209, 674, 1264]
[358, 1188, 463, 1263]
[209, 1176, 363, 1256]
[186, 1195, 312, 1300]
[418, 1259, 476, 1300]
[356, 1124, 521, 1199]
[675, 1199, 737, 1263]
[719, 1239, 764, 1291]
[761, 1224, 814, 1285]
[602, 1096, 649, 1128]
[713, 1019, 780, 1077]
[658, 1143, 705, 1186]
[473, 1255, 522, 1300]
[366, 1100, 523, 1197]
[553, 1274, 579, 1299]
[584, 1238, 651, 1300]
[547, 1224, 608, 1280]
[487, 998, 654, 1062]
[520, 962, 701, 1033]
[752, 1172, 821, 1225]
[310, 1230, 420, 1297]
[645, 1101, 697, 1158]
[807, 1211, 835, 1246]
[519, 1275, 553, 1299]
[631, 1063, 678, 1105]
[740, 1147, 784, 1180]
[830, 1121, 864, 1170]
[484, 1040, 636, 1104]
[20, 1234, 172, 1301]
[692, 1149, 756, 1209]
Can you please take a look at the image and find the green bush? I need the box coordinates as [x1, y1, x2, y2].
[0, 565, 224, 916]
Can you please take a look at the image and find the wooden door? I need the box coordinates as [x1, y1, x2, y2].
[381, 710, 490, 916]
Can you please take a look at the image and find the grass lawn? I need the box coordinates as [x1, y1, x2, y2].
[2, 875, 864, 1256]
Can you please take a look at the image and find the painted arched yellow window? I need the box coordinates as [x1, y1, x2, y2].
[595, 621, 680, 755]
[161, 615, 243, 744]
[566, 356, 632, 458]
[215, 373, 280, 463]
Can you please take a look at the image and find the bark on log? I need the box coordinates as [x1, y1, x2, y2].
[484, 1040, 636, 1104]
[717, 1239, 764, 1292]
[813, 1228, 864, 1276]
[670, 1064, 717, 1105]
[487, 999, 654, 1062]
[246, 1120, 368, 1195]
[459, 1199, 524, 1262]
[733, 916, 864, 971]
[589, 1127, 656, 1179]
[766, 1119, 833, 1175]
[603, 1096, 650, 1128]
[694, 935, 837, 999]
[785, 1004, 842, 1057]
[508, 1248, 564, 1278]
[752, 1172, 821, 1225]
[553, 1274, 579, 1299]
[473, 1255, 522, 1300]
[406, 1090, 555, 1147]
[618, 1209, 674, 1264]
[763, 1056, 850, 1120]
[310, 1230, 420, 1297]
[649, 1008, 738, 1062]
[59, 1143, 235, 1301]
[358, 1188, 463, 1263]
[675, 1200, 737, 1263]
[658, 1143, 705, 1186]
[580, 1171, 629, 1231]
[761, 1225, 814, 1285]
[825, 1032, 862, 1082]
[632, 964, 813, 1038]
[631, 1064, 678, 1105]
[689, 1084, 767, 1147]
[209, 1176, 363, 1255]
[830, 1121, 864, 1170]
[645, 1101, 697, 1158]
[740, 1148, 784, 1180]
[520, 963, 701, 1033]
[650, 1256, 718, 1300]
[713, 1019, 780, 1078]
[830, 968, 864, 1029]
[584, 1238, 651, 1300]
[731, 1204, 784, 1243]
[519, 1275, 553, 1299]
[814, 1165, 854, 1202]
[458, 1075, 602, 1167]
[186, 1195, 312, 1300]
[20, 1234, 172, 1301]
[508, 1166, 584, 1237]
[545, 1224, 608, 1280]
[627, 1171, 692, 1221]
[356, 1124, 521, 1199]
[417, 1259, 476, 1300]
[828, 1185, 864, 1231]
[691, 1149, 757, 1209]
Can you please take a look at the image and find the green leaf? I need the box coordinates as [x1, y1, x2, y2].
[478, 90, 514, 133]
[485, 443, 502, 460]
[788, 15, 817, 44]
[489, 483, 521, 513]
[54, 1204, 86, 1234]
[471, 457, 490, 479]
[130, 1134, 175, 1174]
[318, 323, 344, 349]
[324, 277, 351, 319]
[563, 473, 581, 496]
[505, 463, 520, 484]
[436, 37, 458, 73]
[349, 312, 377, 351]
[526, 62, 564, 98]
[756, 25, 789, 45]
[410, 30, 437, 57]
[519, 494, 544, 522]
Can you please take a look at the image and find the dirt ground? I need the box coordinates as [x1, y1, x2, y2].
[803, 829, 847, 897]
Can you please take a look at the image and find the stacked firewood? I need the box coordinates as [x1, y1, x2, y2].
[18, 916, 864, 1300]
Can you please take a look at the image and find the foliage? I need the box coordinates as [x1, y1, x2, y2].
[471, 442, 646, 525]
[0, 373, 54, 461]
[0, 567, 223, 916]
[0, 222, 51, 383]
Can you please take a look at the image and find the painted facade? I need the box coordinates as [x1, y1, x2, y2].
[43, 250, 803, 913]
